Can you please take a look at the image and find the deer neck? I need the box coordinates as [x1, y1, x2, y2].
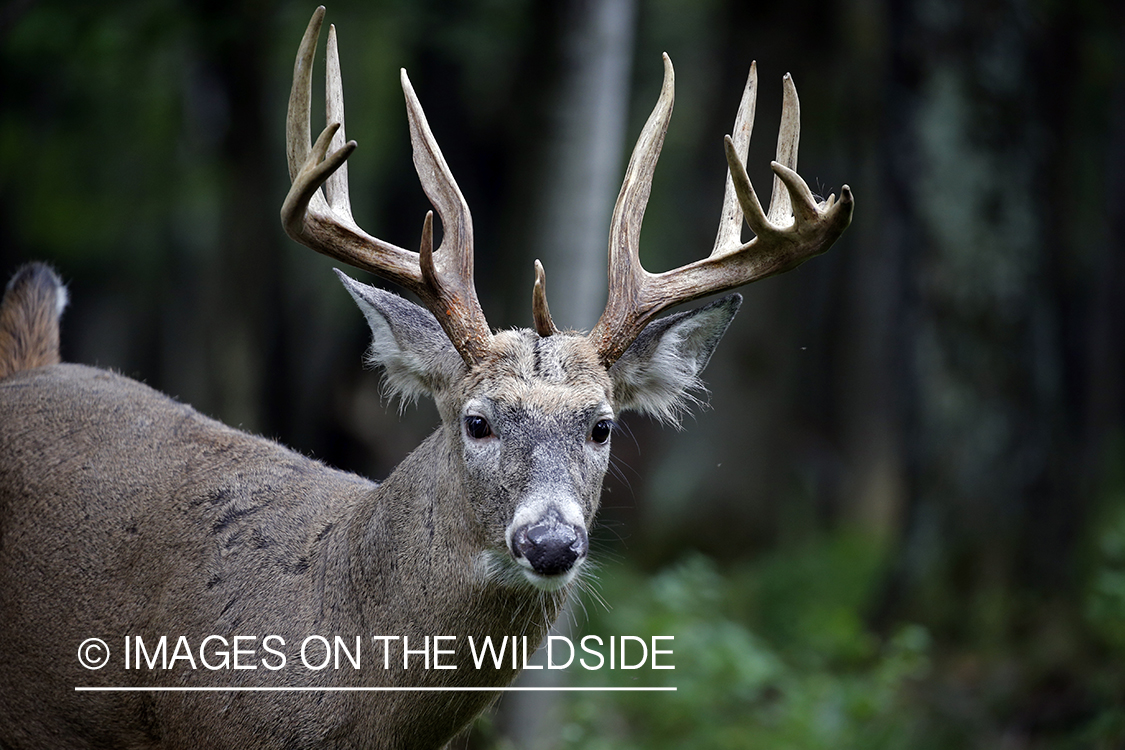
[343, 428, 567, 655]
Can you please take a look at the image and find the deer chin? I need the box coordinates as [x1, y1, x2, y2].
[515, 555, 585, 592]
[475, 548, 583, 592]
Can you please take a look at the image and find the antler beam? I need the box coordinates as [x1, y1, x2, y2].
[281, 6, 493, 365]
[582, 55, 853, 367]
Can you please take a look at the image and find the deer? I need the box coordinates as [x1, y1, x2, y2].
[0, 6, 851, 749]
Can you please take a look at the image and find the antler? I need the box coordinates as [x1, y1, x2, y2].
[576, 54, 853, 367]
[281, 6, 492, 365]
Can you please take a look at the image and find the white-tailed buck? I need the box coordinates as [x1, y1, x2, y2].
[0, 6, 851, 748]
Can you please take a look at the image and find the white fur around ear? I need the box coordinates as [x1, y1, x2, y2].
[609, 294, 741, 425]
[335, 270, 465, 404]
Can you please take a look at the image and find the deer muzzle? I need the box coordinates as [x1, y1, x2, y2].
[512, 509, 589, 576]
[507, 499, 589, 589]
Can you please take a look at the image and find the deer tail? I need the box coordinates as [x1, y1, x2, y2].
[0, 263, 68, 379]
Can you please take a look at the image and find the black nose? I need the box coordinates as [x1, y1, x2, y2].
[513, 514, 588, 576]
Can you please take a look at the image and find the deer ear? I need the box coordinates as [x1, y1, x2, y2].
[608, 294, 741, 424]
[336, 270, 465, 401]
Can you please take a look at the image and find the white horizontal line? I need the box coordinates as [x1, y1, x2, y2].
[75, 686, 675, 693]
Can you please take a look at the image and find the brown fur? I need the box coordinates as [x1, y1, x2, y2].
[0, 263, 65, 379]
[0, 363, 565, 748]
[0, 266, 736, 749]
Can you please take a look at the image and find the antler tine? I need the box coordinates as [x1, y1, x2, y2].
[529, 57, 676, 340]
[589, 58, 854, 368]
[285, 6, 321, 184]
[532, 260, 559, 336]
[586, 53, 676, 366]
[324, 23, 352, 221]
[282, 7, 414, 278]
[767, 73, 800, 226]
[281, 8, 493, 366]
[399, 69, 492, 362]
[712, 62, 757, 255]
[400, 71, 471, 274]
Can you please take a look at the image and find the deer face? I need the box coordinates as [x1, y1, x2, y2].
[339, 274, 742, 592]
[456, 332, 612, 590]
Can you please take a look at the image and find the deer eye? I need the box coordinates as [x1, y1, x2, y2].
[464, 415, 493, 440]
[590, 419, 613, 444]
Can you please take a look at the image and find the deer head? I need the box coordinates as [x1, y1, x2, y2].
[281, 7, 852, 591]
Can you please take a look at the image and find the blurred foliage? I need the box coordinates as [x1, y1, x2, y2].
[1075, 439, 1125, 750]
[1086, 492, 1125, 653]
[526, 442, 1125, 750]
[478, 527, 1125, 750]
[558, 544, 932, 750]
[1085, 437, 1125, 643]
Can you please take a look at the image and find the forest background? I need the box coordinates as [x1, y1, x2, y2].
[2, 0, 1123, 747]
